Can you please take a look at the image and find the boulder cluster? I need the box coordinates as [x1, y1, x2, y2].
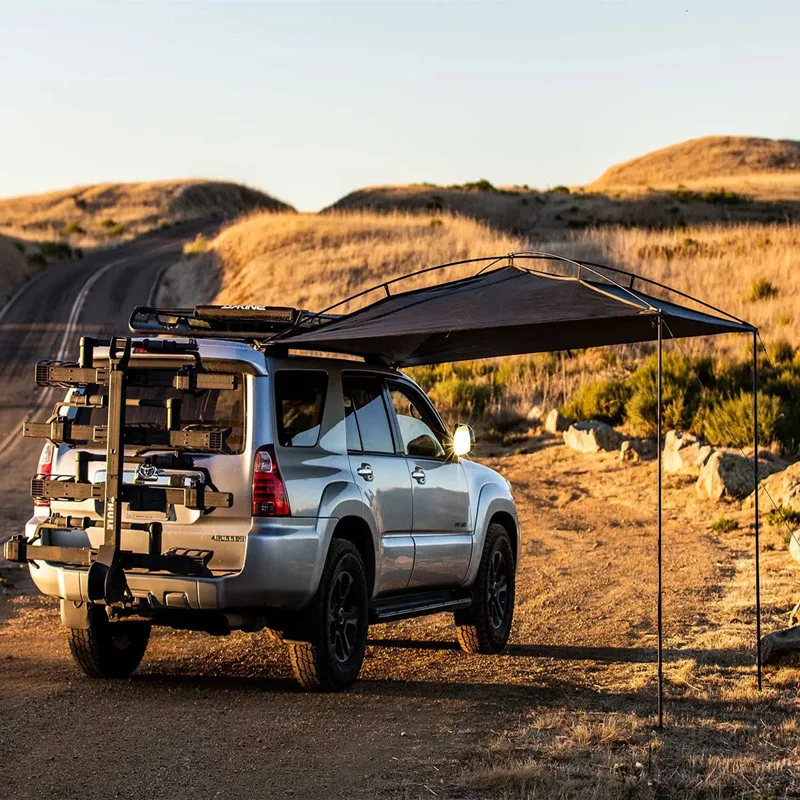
[535, 406, 790, 503]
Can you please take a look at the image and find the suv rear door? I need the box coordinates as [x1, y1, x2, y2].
[386, 380, 472, 589]
[342, 373, 414, 595]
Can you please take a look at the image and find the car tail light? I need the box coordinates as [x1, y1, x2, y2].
[252, 445, 291, 517]
[34, 442, 55, 507]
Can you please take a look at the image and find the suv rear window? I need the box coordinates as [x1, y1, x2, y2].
[79, 374, 246, 454]
[274, 371, 328, 447]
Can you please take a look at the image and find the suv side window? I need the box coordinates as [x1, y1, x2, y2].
[342, 375, 395, 454]
[388, 383, 447, 459]
[274, 370, 328, 447]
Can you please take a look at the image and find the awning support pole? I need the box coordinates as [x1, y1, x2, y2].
[657, 315, 664, 730]
[753, 330, 762, 690]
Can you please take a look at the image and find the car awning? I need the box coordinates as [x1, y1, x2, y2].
[278, 265, 755, 367]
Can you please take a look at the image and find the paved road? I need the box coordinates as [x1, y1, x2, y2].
[0, 222, 208, 539]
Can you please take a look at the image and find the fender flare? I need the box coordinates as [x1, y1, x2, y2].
[304, 480, 378, 601]
[462, 483, 519, 588]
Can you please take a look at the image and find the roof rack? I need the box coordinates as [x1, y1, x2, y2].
[129, 305, 342, 340]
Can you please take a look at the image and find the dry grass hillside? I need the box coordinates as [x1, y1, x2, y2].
[0, 233, 29, 305]
[157, 210, 527, 311]
[328, 138, 800, 234]
[588, 135, 800, 198]
[0, 179, 292, 249]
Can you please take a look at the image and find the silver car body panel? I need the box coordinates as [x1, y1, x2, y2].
[24, 342, 520, 614]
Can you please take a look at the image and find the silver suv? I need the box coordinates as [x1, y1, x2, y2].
[10, 332, 519, 691]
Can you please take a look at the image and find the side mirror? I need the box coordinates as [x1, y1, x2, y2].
[452, 424, 473, 457]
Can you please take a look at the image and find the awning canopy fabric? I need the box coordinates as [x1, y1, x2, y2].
[280, 265, 755, 367]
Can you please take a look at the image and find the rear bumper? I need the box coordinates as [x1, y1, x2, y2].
[24, 516, 332, 611]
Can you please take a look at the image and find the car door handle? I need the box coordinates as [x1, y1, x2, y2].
[356, 463, 374, 481]
[411, 466, 426, 484]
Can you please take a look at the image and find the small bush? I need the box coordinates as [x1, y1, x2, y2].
[429, 218, 443, 228]
[12, 241, 24, 254]
[550, 185, 571, 194]
[428, 377, 492, 417]
[766, 505, 800, 528]
[37, 241, 73, 260]
[26, 252, 46, 268]
[183, 234, 211, 256]
[100, 218, 118, 229]
[769, 339, 795, 364]
[63, 221, 85, 236]
[562, 378, 630, 425]
[701, 391, 782, 447]
[448, 179, 497, 193]
[426, 196, 443, 210]
[711, 517, 739, 533]
[102, 223, 126, 237]
[749, 278, 778, 301]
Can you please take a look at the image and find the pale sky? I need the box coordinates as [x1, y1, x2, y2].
[1, 0, 798, 211]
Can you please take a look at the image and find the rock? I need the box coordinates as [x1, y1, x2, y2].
[743, 461, 800, 512]
[790, 532, 800, 566]
[620, 441, 641, 462]
[662, 430, 713, 476]
[544, 408, 571, 435]
[696, 451, 779, 502]
[527, 405, 545, 422]
[563, 421, 623, 454]
[761, 625, 800, 666]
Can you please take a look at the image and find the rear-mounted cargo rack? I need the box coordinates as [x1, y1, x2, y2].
[4, 335, 236, 605]
[129, 304, 341, 341]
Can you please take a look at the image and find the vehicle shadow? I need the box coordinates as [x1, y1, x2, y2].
[367, 638, 752, 667]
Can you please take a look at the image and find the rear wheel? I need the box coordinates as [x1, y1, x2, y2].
[455, 523, 515, 654]
[67, 604, 150, 678]
[287, 539, 369, 691]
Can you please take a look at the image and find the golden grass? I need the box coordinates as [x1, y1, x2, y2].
[205, 210, 527, 312]
[553, 223, 800, 357]
[587, 135, 800, 196]
[0, 179, 291, 249]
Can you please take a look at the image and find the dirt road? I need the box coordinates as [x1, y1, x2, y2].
[0, 236, 794, 797]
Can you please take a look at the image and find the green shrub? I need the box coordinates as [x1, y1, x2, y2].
[100, 218, 118, 229]
[562, 378, 630, 425]
[711, 517, 739, 533]
[429, 218, 443, 228]
[448, 179, 496, 193]
[183, 234, 211, 256]
[551, 185, 571, 194]
[63, 221, 85, 236]
[37, 241, 73, 260]
[749, 278, 778, 301]
[26, 252, 46, 268]
[623, 351, 698, 436]
[769, 339, 795, 364]
[102, 223, 126, 237]
[427, 377, 492, 417]
[766, 505, 800, 528]
[701, 391, 782, 447]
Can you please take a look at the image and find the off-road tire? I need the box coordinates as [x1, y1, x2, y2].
[287, 539, 369, 691]
[455, 523, 515, 654]
[67, 604, 151, 679]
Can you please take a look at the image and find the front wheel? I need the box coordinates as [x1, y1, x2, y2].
[67, 603, 150, 678]
[287, 539, 369, 691]
[455, 523, 515, 654]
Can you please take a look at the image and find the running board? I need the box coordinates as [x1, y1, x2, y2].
[370, 590, 472, 623]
